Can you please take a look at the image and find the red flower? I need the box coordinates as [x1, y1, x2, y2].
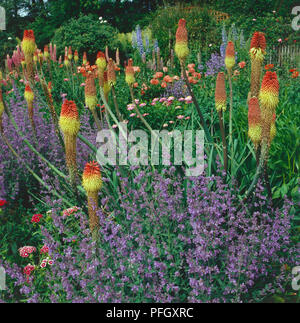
[0, 199, 7, 207]
[31, 214, 43, 223]
[289, 68, 297, 73]
[238, 61, 246, 69]
[292, 71, 299, 78]
[265, 64, 274, 70]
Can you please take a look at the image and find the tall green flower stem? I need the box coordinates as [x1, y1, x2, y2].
[239, 140, 268, 209]
[40, 79, 65, 149]
[111, 85, 123, 122]
[227, 70, 234, 177]
[0, 132, 73, 208]
[218, 110, 228, 174]
[181, 64, 212, 143]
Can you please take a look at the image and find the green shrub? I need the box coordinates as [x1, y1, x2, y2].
[51, 14, 120, 63]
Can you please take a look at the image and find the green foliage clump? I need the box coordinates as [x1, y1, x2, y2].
[51, 14, 120, 62]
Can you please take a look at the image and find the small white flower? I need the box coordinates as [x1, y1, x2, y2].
[8, 37, 12, 40]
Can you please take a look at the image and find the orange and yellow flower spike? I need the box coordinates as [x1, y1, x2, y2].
[225, 41, 235, 72]
[59, 100, 80, 190]
[248, 97, 262, 148]
[82, 161, 102, 234]
[215, 72, 227, 112]
[175, 19, 189, 64]
[21, 30, 36, 57]
[125, 58, 135, 86]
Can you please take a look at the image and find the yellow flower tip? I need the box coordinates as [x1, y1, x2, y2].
[85, 95, 98, 111]
[175, 43, 189, 62]
[250, 48, 265, 61]
[59, 100, 80, 135]
[59, 116, 80, 136]
[225, 56, 235, 71]
[24, 85, 34, 104]
[96, 52, 107, 71]
[82, 161, 102, 193]
[215, 102, 226, 112]
[248, 125, 262, 145]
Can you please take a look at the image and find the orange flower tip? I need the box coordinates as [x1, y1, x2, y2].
[82, 161, 103, 193]
[259, 71, 279, 110]
[225, 42, 235, 70]
[24, 84, 34, 104]
[175, 18, 189, 61]
[250, 31, 266, 51]
[59, 100, 80, 135]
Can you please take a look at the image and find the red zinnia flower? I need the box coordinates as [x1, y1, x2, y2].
[0, 199, 7, 207]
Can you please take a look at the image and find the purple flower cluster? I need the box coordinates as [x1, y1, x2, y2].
[0, 165, 297, 303]
[205, 53, 225, 76]
[162, 79, 187, 99]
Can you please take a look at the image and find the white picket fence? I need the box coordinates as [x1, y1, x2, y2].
[267, 44, 300, 68]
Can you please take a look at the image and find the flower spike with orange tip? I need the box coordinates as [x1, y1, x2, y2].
[68, 46, 73, 61]
[107, 58, 116, 86]
[96, 51, 107, 86]
[74, 50, 79, 64]
[96, 51, 107, 72]
[21, 30, 36, 57]
[225, 41, 235, 72]
[83, 52, 88, 65]
[175, 19, 189, 64]
[21, 30, 36, 81]
[85, 72, 97, 112]
[250, 32, 266, 62]
[44, 45, 50, 60]
[259, 71, 279, 111]
[249, 31, 266, 97]
[259, 71, 279, 143]
[82, 161, 102, 235]
[59, 100, 80, 192]
[215, 72, 227, 112]
[103, 71, 111, 102]
[248, 97, 262, 149]
[125, 58, 135, 86]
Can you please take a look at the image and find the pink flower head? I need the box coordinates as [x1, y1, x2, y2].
[177, 115, 185, 120]
[129, 113, 136, 117]
[127, 104, 135, 111]
[62, 206, 79, 217]
[19, 246, 36, 258]
[40, 261, 47, 268]
[40, 245, 49, 255]
[278, 38, 282, 43]
[139, 103, 146, 107]
[24, 264, 35, 282]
